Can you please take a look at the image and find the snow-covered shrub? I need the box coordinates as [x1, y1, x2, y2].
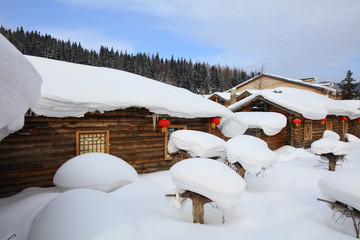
[53, 153, 137, 192]
[29, 189, 140, 240]
[167, 130, 226, 161]
[322, 130, 340, 140]
[226, 135, 279, 176]
[344, 133, 360, 143]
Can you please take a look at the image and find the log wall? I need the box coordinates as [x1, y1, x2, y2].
[0, 108, 217, 197]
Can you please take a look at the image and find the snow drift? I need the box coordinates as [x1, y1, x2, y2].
[53, 153, 137, 192]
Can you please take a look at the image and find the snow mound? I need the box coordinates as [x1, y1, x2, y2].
[322, 130, 340, 140]
[169, 158, 246, 209]
[167, 130, 226, 159]
[274, 145, 314, 162]
[311, 138, 350, 156]
[233, 112, 287, 136]
[226, 135, 279, 173]
[28, 189, 140, 240]
[0, 34, 42, 141]
[318, 170, 360, 211]
[53, 153, 137, 192]
[218, 114, 248, 138]
[344, 133, 360, 143]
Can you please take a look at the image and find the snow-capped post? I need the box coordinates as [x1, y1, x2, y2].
[210, 117, 221, 129]
[226, 135, 279, 178]
[158, 118, 170, 132]
[292, 118, 301, 127]
[167, 130, 227, 164]
[318, 171, 360, 239]
[167, 158, 245, 224]
[311, 130, 350, 171]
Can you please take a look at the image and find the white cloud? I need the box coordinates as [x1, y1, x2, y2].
[40, 27, 134, 52]
[53, 0, 360, 81]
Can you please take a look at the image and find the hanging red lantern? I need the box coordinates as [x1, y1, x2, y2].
[320, 118, 327, 124]
[210, 117, 221, 129]
[292, 118, 301, 127]
[158, 119, 170, 132]
[357, 118, 360, 123]
[340, 116, 347, 122]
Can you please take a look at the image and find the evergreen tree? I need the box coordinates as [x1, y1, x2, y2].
[339, 70, 359, 100]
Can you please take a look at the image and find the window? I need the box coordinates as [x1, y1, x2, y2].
[304, 120, 312, 141]
[76, 130, 109, 155]
[325, 121, 332, 131]
[165, 125, 187, 160]
[251, 102, 268, 111]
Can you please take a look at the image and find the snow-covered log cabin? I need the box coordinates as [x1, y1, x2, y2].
[228, 88, 360, 149]
[0, 56, 235, 196]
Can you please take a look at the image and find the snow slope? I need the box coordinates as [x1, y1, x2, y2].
[0, 35, 42, 141]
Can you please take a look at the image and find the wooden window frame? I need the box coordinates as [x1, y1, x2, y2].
[343, 121, 348, 136]
[325, 121, 333, 131]
[76, 130, 110, 155]
[304, 120, 313, 141]
[164, 125, 187, 160]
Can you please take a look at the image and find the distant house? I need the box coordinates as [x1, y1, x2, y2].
[0, 56, 235, 196]
[228, 87, 360, 149]
[207, 74, 339, 107]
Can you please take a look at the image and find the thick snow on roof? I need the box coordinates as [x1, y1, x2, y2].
[205, 91, 231, 101]
[53, 153, 137, 192]
[232, 112, 287, 136]
[0, 35, 42, 140]
[29, 189, 140, 240]
[167, 130, 226, 159]
[229, 87, 360, 120]
[217, 114, 248, 138]
[27, 55, 233, 119]
[169, 158, 246, 209]
[318, 170, 360, 211]
[226, 135, 279, 173]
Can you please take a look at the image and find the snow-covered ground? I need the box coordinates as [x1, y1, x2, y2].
[1, 144, 360, 240]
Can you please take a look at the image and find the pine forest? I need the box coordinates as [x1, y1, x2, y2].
[1, 26, 260, 94]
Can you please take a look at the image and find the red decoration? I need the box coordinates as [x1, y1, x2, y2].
[357, 118, 360, 123]
[158, 119, 170, 130]
[211, 117, 221, 125]
[292, 118, 301, 126]
[340, 116, 347, 122]
[320, 118, 327, 124]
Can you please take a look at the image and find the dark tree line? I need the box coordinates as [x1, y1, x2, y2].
[1, 26, 260, 94]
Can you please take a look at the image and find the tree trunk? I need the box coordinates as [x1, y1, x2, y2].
[234, 162, 246, 178]
[180, 191, 212, 224]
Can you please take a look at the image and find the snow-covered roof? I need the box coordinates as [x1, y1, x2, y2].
[232, 112, 287, 136]
[27, 56, 233, 119]
[229, 87, 360, 120]
[232, 73, 336, 93]
[0, 35, 42, 141]
[205, 92, 232, 101]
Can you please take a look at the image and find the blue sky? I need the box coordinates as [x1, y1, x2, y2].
[1, 0, 360, 83]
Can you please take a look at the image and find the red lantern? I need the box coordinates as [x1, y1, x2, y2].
[357, 118, 360, 123]
[320, 118, 327, 124]
[340, 116, 347, 122]
[158, 119, 170, 132]
[292, 118, 301, 127]
[210, 117, 221, 129]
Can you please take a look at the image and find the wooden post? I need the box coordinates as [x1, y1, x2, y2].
[180, 191, 212, 224]
[233, 162, 246, 178]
